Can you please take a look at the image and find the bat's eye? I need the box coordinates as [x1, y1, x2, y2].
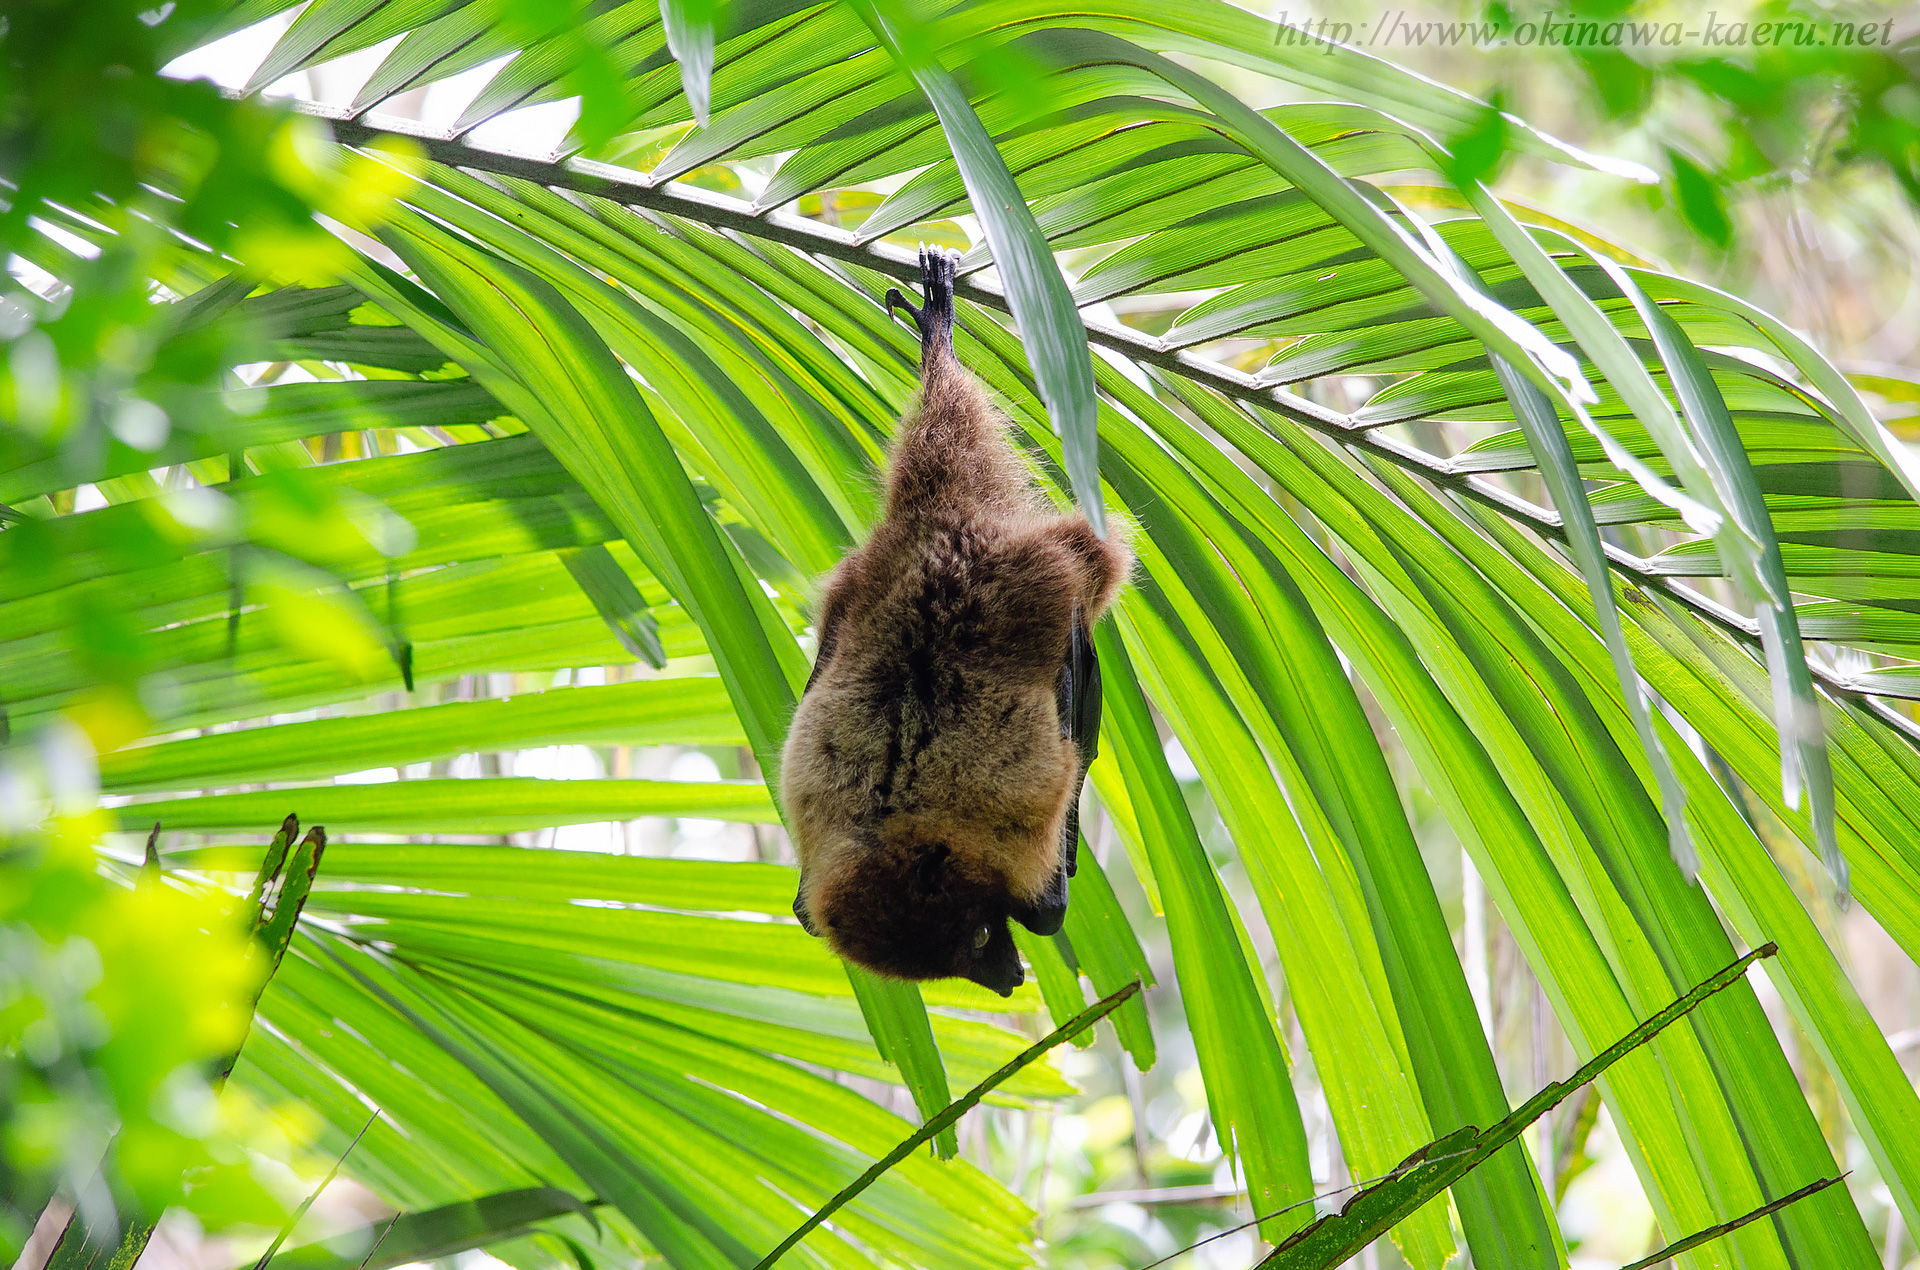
[972, 925, 992, 951]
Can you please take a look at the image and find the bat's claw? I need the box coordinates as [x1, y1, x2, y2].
[885, 286, 924, 335]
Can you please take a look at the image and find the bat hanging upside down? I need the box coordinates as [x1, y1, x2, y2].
[779, 246, 1132, 997]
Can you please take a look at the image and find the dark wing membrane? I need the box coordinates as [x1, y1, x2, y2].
[1014, 867, 1069, 938]
[794, 606, 845, 936]
[1019, 612, 1097, 935]
[1070, 612, 1101, 767]
[1056, 607, 1102, 878]
[802, 604, 844, 697]
[792, 889, 821, 936]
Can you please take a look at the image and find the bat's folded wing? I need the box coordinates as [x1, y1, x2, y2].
[1043, 608, 1102, 906]
[1012, 863, 1069, 936]
[1069, 612, 1101, 768]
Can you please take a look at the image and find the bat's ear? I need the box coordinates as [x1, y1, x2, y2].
[911, 843, 951, 894]
[965, 920, 1023, 998]
[1011, 866, 1069, 937]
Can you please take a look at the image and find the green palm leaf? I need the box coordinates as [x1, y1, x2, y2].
[13, 3, 1920, 1266]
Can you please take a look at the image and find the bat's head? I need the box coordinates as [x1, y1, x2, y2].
[807, 835, 1025, 997]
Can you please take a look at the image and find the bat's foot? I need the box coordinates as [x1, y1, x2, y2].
[919, 244, 957, 348]
[885, 244, 959, 368]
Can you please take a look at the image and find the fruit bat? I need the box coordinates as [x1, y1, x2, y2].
[779, 246, 1130, 997]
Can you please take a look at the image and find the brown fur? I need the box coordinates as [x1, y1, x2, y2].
[780, 260, 1130, 994]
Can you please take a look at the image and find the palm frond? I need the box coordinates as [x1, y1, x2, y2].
[12, 3, 1920, 1266]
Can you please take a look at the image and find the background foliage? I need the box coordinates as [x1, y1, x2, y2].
[5, 0, 1920, 1267]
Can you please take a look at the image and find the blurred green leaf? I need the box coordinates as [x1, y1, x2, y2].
[263, 1188, 602, 1270]
[1666, 148, 1734, 250]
